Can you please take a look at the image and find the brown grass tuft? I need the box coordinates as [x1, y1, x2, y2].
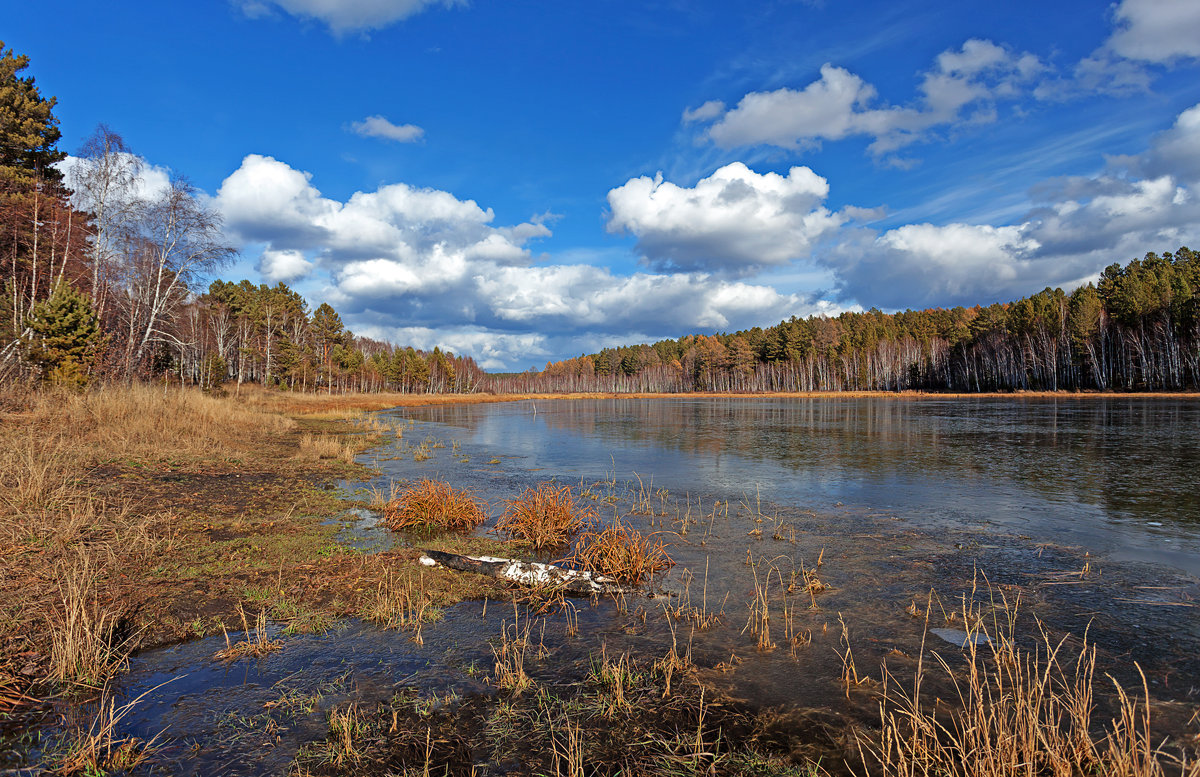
[360, 571, 443, 644]
[568, 517, 674, 585]
[214, 607, 283, 662]
[49, 552, 135, 687]
[383, 479, 489, 531]
[495, 483, 595, 550]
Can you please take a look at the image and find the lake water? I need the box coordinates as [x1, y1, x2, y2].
[97, 396, 1200, 773]
[392, 396, 1200, 575]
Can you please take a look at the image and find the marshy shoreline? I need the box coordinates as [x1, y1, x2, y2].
[2, 385, 1199, 775]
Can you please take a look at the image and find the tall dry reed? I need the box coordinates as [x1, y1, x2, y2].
[866, 592, 1200, 777]
[48, 551, 134, 688]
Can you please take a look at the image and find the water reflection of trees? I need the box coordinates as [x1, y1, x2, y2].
[407, 399, 1200, 527]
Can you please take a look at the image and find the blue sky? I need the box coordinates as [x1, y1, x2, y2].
[7, 0, 1200, 369]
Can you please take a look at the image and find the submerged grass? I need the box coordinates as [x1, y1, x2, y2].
[293, 644, 835, 777]
[51, 683, 168, 776]
[383, 479, 489, 531]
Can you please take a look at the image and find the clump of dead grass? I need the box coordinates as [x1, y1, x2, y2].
[0, 664, 27, 712]
[297, 432, 357, 463]
[383, 479, 488, 531]
[568, 517, 674, 585]
[495, 483, 595, 550]
[49, 551, 135, 688]
[867, 591, 1200, 777]
[214, 607, 284, 662]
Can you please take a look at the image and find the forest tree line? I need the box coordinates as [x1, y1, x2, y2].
[0, 41, 484, 393]
[508, 248, 1200, 394]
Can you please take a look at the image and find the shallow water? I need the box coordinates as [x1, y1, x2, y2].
[87, 397, 1200, 773]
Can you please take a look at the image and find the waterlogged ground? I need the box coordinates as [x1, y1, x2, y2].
[55, 397, 1200, 774]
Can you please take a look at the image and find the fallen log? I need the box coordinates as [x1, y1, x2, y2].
[419, 549, 632, 595]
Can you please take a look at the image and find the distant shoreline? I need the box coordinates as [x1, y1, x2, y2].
[252, 387, 1200, 415]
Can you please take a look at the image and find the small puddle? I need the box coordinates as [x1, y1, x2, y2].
[325, 507, 395, 553]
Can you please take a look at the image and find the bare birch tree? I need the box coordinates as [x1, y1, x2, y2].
[67, 125, 141, 318]
[119, 176, 233, 374]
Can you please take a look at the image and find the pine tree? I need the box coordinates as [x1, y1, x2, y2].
[25, 283, 102, 387]
[0, 41, 65, 182]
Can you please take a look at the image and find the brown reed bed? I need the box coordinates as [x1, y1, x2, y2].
[567, 516, 674, 584]
[494, 483, 595, 551]
[382, 479, 489, 531]
[865, 591, 1200, 777]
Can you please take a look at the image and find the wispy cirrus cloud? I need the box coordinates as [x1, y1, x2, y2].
[349, 115, 425, 143]
[237, 0, 464, 35]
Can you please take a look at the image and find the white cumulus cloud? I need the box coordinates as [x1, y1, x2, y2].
[700, 40, 1045, 157]
[1107, 0, 1200, 63]
[257, 248, 315, 283]
[212, 155, 833, 370]
[817, 103, 1200, 308]
[606, 162, 844, 275]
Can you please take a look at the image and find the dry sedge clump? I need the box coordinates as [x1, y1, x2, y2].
[569, 517, 674, 585]
[495, 483, 595, 550]
[214, 607, 283, 662]
[383, 479, 488, 531]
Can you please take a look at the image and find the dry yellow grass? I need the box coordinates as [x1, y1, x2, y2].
[495, 483, 595, 551]
[11, 382, 293, 462]
[297, 432, 357, 463]
[0, 382, 306, 692]
[383, 479, 489, 531]
[569, 517, 674, 584]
